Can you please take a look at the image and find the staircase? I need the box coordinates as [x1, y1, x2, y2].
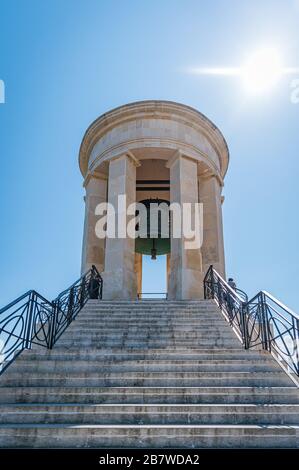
[0, 300, 298, 448]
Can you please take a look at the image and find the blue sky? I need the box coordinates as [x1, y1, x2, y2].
[0, 0, 298, 309]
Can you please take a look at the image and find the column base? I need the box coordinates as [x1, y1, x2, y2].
[102, 268, 137, 300]
[168, 268, 205, 300]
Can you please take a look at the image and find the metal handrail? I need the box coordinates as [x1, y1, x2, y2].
[235, 288, 248, 303]
[0, 290, 34, 315]
[250, 290, 299, 321]
[205, 268, 245, 303]
[204, 265, 299, 381]
[0, 265, 102, 375]
[204, 266, 247, 345]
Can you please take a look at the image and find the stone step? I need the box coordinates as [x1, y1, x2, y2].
[9, 359, 279, 373]
[83, 302, 217, 306]
[72, 317, 228, 324]
[0, 371, 291, 387]
[73, 321, 229, 329]
[78, 316, 225, 323]
[86, 299, 214, 302]
[25, 351, 266, 362]
[1, 404, 298, 425]
[75, 320, 227, 326]
[81, 311, 220, 316]
[77, 306, 222, 312]
[72, 321, 229, 328]
[82, 307, 218, 312]
[83, 305, 217, 308]
[54, 338, 241, 347]
[1, 386, 297, 404]
[53, 341, 242, 350]
[84, 302, 216, 306]
[27, 350, 263, 361]
[26, 347, 264, 360]
[82, 314, 221, 318]
[56, 331, 240, 341]
[65, 321, 235, 332]
[80, 307, 220, 313]
[2, 297, 297, 449]
[81, 304, 218, 310]
[0, 424, 298, 448]
[82, 313, 222, 318]
[83, 306, 218, 310]
[63, 328, 237, 342]
[60, 331, 238, 340]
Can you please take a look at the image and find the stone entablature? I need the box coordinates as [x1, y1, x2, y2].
[79, 100, 229, 181]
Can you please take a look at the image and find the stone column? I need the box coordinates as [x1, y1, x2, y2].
[167, 154, 203, 299]
[81, 173, 107, 274]
[199, 174, 226, 278]
[135, 253, 142, 297]
[166, 253, 171, 295]
[102, 154, 138, 300]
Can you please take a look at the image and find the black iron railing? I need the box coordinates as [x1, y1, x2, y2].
[204, 265, 299, 380]
[204, 266, 247, 345]
[0, 265, 102, 375]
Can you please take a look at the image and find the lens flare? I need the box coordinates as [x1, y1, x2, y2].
[241, 48, 283, 93]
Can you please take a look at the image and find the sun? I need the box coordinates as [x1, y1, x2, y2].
[188, 47, 299, 96]
[241, 48, 283, 93]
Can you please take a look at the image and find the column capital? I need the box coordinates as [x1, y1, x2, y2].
[198, 170, 224, 188]
[109, 151, 141, 167]
[83, 170, 108, 188]
[165, 149, 199, 169]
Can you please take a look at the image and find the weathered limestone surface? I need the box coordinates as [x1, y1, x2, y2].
[0, 300, 298, 448]
[199, 174, 226, 278]
[134, 253, 142, 295]
[79, 101, 229, 179]
[166, 253, 171, 292]
[102, 155, 137, 299]
[81, 174, 107, 273]
[168, 154, 203, 300]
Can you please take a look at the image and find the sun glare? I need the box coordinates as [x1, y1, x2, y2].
[189, 46, 299, 97]
[241, 48, 283, 93]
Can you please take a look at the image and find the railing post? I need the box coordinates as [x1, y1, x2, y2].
[240, 302, 249, 349]
[260, 292, 270, 351]
[293, 317, 299, 377]
[67, 287, 74, 325]
[210, 266, 215, 299]
[204, 266, 209, 299]
[48, 299, 59, 349]
[80, 275, 86, 309]
[204, 265, 214, 300]
[89, 277, 100, 299]
[217, 277, 223, 308]
[99, 278, 103, 299]
[25, 291, 35, 349]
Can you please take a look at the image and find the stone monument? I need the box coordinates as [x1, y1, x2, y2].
[79, 100, 229, 300]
